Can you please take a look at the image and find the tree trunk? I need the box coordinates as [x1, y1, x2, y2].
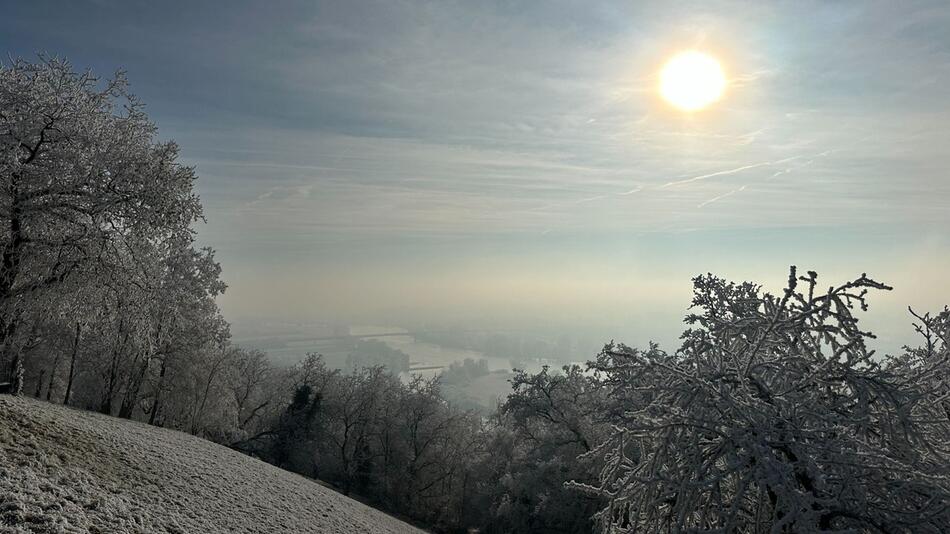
[63, 322, 81, 405]
[191, 348, 228, 434]
[100, 319, 128, 415]
[118, 352, 150, 419]
[8, 351, 23, 396]
[46, 348, 63, 401]
[0, 178, 24, 393]
[34, 369, 45, 397]
[148, 357, 168, 426]
[0, 316, 22, 395]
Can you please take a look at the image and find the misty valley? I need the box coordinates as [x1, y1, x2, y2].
[235, 324, 583, 410]
[3, 2, 950, 534]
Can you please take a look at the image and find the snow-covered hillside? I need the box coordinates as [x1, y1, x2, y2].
[0, 395, 425, 534]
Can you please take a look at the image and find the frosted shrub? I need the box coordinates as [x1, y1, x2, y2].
[574, 267, 950, 533]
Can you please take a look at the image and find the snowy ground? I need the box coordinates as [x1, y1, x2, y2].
[0, 395, 425, 534]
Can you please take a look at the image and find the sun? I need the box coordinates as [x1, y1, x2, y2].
[659, 51, 726, 112]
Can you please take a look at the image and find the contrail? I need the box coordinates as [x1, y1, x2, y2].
[695, 149, 838, 207]
[523, 150, 835, 215]
[575, 194, 608, 204]
[661, 155, 803, 188]
[697, 185, 747, 208]
[617, 185, 644, 196]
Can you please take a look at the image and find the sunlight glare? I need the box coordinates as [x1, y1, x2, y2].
[659, 51, 726, 112]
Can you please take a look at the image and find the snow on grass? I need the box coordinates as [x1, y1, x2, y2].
[0, 395, 425, 534]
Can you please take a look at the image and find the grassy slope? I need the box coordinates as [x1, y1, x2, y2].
[0, 395, 425, 534]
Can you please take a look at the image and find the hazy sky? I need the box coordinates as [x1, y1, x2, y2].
[4, 1, 949, 353]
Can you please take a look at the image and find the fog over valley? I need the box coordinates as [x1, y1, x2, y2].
[3, 2, 950, 533]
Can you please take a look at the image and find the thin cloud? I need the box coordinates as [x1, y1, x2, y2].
[698, 185, 747, 208]
[661, 156, 803, 188]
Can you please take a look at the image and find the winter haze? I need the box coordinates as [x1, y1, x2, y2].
[3, 1, 948, 355]
[6, 1, 950, 533]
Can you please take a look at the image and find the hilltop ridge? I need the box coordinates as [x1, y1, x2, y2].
[0, 395, 425, 534]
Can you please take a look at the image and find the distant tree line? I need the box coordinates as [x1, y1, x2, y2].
[345, 339, 410, 374]
[416, 330, 583, 368]
[4, 58, 950, 533]
[439, 357, 490, 385]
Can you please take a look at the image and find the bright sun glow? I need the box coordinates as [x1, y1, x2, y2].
[659, 51, 726, 112]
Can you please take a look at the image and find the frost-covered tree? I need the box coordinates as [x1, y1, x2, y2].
[398, 375, 477, 524]
[475, 365, 606, 534]
[0, 57, 202, 393]
[226, 348, 281, 438]
[574, 267, 950, 532]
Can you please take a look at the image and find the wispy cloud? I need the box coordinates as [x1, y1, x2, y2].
[7, 0, 948, 343]
[661, 156, 803, 188]
[698, 185, 747, 208]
